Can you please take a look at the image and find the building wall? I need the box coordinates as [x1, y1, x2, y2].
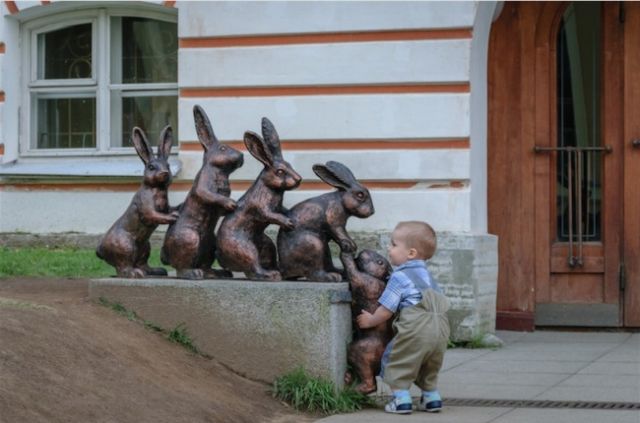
[0, 0, 491, 236]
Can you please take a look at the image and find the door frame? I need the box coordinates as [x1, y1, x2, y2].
[623, 3, 640, 327]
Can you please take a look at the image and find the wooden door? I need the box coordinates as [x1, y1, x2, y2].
[489, 2, 640, 329]
[533, 2, 623, 327]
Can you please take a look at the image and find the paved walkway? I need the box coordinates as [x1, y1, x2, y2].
[317, 330, 640, 423]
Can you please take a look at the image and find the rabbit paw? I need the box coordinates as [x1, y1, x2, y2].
[281, 217, 295, 231]
[223, 198, 237, 212]
[177, 268, 204, 280]
[344, 371, 354, 386]
[339, 238, 357, 253]
[355, 381, 377, 395]
[119, 268, 146, 279]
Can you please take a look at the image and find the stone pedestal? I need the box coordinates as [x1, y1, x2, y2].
[89, 278, 352, 388]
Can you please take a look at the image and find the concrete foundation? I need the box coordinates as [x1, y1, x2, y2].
[89, 278, 352, 388]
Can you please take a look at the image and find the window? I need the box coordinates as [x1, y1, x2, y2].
[555, 3, 602, 242]
[22, 7, 177, 156]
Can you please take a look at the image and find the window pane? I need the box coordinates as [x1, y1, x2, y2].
[556, 2, 602, 242]
[121, 18, 177, 83]
[36, 97, 96, 148]
[120, 95, 177, 147]
[38, 23, 92, 79]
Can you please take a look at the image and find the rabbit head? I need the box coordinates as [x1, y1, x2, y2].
[356, 249, 392, 282]
[132, 125, 173, 187]
[313, 161, 374, 218]
[193, 105, 244, 172]
[244, 117, 301, 191]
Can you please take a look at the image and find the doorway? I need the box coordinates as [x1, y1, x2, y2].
[488, 2, 640, 329]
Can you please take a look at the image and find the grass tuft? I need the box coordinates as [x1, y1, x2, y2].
[448, 332, 499, 349]
[273, 367, 372, 415]
[98, 297, 138, 321]
[167, 323, 199, 354]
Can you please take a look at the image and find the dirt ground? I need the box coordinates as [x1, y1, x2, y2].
[0, 278, 314, 423]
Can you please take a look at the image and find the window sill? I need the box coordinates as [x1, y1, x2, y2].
[0, 156, 182, 178]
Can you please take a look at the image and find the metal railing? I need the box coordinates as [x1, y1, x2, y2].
[534, 145, 611, 267]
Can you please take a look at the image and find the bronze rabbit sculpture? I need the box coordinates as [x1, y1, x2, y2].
[277, 161, 374, 281]
[161, 105, 244, 279]
[215, 118, 302, 280]
[96, 126, 178, 278]
[341, 250, 393, 394]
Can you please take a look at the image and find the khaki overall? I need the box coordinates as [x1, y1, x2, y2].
[382, 289, 451, 391]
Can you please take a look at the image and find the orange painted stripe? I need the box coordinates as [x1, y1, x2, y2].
[0, 92, 5, 102]
[180, 138, 470, 152]
[0, 180, 471, 192]
[180, 28, 472, 49]
[181, 83, 469, 98]
[0, 43, 5, 54]
[5, 1, 18, 14]
[163, 0, 176, 7]
[0, 144, 4, 155]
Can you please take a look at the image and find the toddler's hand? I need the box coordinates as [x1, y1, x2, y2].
[357, 310, 374, 329]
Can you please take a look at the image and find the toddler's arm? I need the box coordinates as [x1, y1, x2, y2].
[357, 305, 393, 329]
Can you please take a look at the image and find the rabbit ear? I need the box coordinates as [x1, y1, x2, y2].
[157, 125, 173, 159]
[132, 127, 153, 165]
[193, 105, 219, 151]
[244, 130, 274, 168]
[261, 117, 282, 159]
[312, 161, 355, 190]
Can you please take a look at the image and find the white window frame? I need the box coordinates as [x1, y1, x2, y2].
[19, 6, 178, 158]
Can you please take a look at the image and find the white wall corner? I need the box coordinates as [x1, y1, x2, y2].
[469, 1, 499, 234]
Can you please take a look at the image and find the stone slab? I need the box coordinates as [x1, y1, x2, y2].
[89, 278, 352, 388]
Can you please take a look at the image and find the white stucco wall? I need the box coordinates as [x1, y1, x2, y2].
[0, 1, 499, 236]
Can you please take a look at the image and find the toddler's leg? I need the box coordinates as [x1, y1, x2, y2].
[416, 340, 447, 412]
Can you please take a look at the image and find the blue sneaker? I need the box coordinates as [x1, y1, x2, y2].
[417, 391, 442, 413]
[384, 397, 413, 414]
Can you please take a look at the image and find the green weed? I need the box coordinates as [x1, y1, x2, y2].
[98, 297, 138, 321]
[448, 332, 499, 349]
[273, 367, 372, 415]
[167, 323, 199, 354]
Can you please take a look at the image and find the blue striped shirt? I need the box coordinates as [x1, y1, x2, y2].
[378, 260, 441, 313]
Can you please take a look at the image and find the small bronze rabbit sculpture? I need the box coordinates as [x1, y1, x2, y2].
[341, 250, 393, 394]
[161, 105, 244, 279]
[96, 126, 178, 278]
[277, 161, 374, 281]
[216, 118, 302, 280]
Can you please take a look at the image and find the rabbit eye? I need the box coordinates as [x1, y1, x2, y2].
[276, 169, 285, 176]
[377, 260, 383, 265]
[148, 164, 156, 171]
[220, 146, 227, 151]
[356, 192, 365, 200]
